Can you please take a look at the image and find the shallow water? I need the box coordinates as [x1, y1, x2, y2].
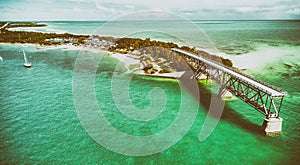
[1, 20, 300, 164]
[12, 20, 300, 55]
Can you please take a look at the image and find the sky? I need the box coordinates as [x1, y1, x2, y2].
[0, 0, 300, 21]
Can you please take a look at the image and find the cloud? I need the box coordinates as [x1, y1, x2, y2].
[181, 10, 197, 14]
[0, 0, 300, 20]
[235, 7, 260, 13]
[287, 8, 300, 15]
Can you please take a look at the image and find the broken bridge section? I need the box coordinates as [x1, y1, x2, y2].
[172, 48, 287, 135]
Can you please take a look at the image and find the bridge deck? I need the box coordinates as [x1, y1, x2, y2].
[172, 48, 286, 97]
[0, 22, 9, 30]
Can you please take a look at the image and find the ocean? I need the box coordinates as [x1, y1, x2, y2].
[1, 20, 300, 164]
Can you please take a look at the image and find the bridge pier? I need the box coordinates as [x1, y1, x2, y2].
[173, 48, 287, 137]
[262, 117, 283, 136]
[198, 73, 208, 80]
[218, 86, 232, 99]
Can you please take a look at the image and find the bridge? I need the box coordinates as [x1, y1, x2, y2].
[0, 22, 9, 30]
[172, 48, 287, 135]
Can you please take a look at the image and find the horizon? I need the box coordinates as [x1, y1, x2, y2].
[1, 19, 300, 22]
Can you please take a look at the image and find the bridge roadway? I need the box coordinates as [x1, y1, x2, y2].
[0, 22, 9, 30]
[172, 48, 285, 97]
[172, 48, 287, 135]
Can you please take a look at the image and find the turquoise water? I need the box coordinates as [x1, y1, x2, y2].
[1, 21, 300, 164]
[12, 20, 300, 54]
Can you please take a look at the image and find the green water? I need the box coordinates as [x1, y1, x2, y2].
[0, 43, 299, 164]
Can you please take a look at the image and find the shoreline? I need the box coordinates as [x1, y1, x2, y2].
[0, 21, 236, 79]
[0, 42, 208, 80]
[49, 44, 206, 79]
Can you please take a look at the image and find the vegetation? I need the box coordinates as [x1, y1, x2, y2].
[108, 37, 233, 70]
[0, 22, 6, 27]
[0, 29, 88, 45]
[0, 22, 234, 72]
[6, 22, 47, 28]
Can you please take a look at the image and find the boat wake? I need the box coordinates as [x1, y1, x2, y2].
[22, 50, 31, 68]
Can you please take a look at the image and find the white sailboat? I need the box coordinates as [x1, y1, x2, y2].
[22, 50, 31, 68]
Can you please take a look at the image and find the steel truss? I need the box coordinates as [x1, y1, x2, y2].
[173, 49, 287, 118]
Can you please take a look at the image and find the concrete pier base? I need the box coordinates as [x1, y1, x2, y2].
[218, 87, 232, 99]
[197, 73, 208, 80]
[262, 117, 283, 136]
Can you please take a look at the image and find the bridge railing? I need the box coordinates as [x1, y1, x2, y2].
[172, 48, 287, 118]
[173, 48, 287, 95]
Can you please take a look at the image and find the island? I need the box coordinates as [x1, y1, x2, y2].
[0, 21, 234, 75]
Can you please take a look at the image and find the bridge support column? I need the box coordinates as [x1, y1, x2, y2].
[218, 86, 232, 99]
[262, 117, 283, 136]
[198, 74, 208, 80]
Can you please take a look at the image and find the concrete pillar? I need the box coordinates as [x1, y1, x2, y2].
[197, 73, 208, 80]
[218, 86, 232, 99]
[262, 117, 283, 136]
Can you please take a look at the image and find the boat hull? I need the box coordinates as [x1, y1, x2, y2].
[24, 63, 31, 68]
